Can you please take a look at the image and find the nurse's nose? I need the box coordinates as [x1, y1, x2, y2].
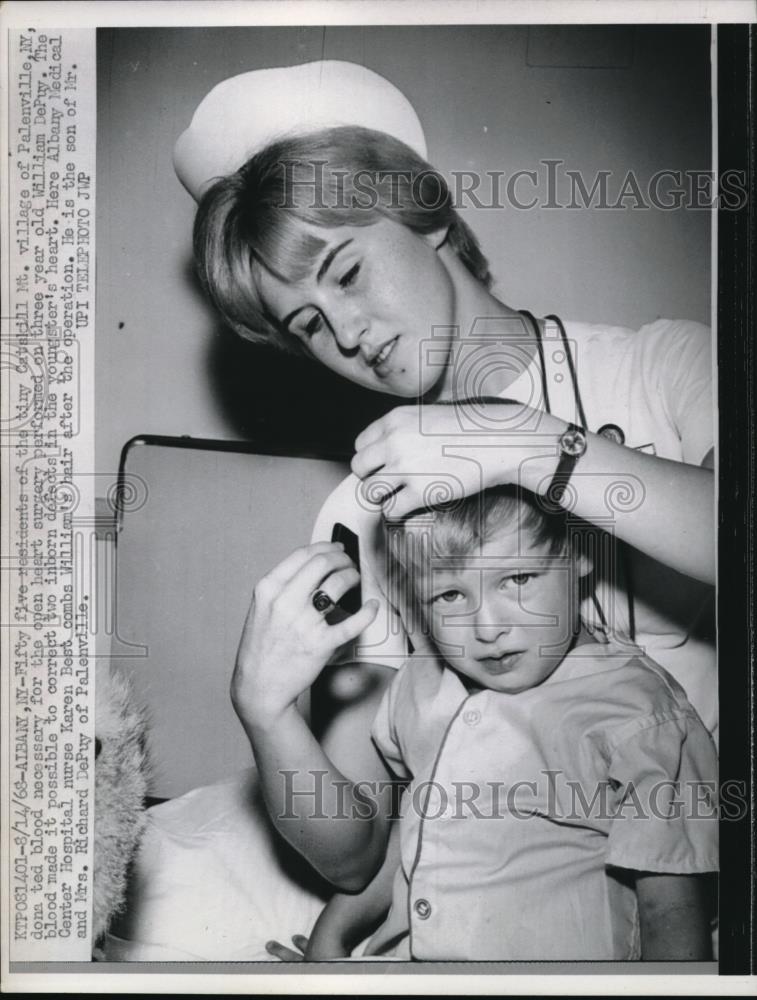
[331, 303, 368, 351]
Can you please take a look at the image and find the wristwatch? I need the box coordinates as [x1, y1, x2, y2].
[547, 423, 587, 507]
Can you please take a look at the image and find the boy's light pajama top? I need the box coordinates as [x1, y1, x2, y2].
[366, 642, 718, 960]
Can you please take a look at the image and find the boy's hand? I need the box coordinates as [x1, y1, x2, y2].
[232, 541, 378, 733]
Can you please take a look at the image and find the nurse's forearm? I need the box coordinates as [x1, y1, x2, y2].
[511, 420, 715, 584]
[242, 704, 389, 891]
[306, 817, 402, 959]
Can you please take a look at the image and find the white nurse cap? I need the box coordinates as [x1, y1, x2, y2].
[173, 59, 427, 200]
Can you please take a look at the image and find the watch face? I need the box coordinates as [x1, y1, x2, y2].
[561, 427, 587, 457]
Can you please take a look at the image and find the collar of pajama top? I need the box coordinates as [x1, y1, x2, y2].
[366, 640, 718, 961]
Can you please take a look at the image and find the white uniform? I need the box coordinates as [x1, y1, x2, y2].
[311, 317, 717, 734]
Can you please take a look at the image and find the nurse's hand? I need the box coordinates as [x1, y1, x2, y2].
[231, 541, 378, 732]
[265, 932, 351, 961]
[351, 402, 563, 519]
[265, 935, 309, 962]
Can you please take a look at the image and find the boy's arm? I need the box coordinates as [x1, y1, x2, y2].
[605, 711, 718, 962]
[636, 872, 713, 960]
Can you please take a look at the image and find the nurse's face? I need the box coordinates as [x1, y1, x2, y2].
[257, 218, 457, 398]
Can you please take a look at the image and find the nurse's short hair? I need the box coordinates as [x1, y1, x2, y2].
[388, 484, 575, 595]
[193, 125, 492, 354]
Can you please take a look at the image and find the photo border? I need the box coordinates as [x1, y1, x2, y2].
[1, 1, 754, 994]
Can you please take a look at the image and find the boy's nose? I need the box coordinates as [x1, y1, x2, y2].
[472, 605, 513, 643]
[474, 623, 513, 644]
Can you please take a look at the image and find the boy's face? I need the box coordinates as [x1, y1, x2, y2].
[420, 521, 589, 695]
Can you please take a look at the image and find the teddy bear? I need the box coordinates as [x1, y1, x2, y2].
[92, 663, 150, 952]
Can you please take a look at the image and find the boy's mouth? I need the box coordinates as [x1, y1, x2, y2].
[478, 650, 523, 674]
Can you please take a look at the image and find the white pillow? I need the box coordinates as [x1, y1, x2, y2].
[103, 767, 329, 960]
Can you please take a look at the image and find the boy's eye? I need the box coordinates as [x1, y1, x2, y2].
[432, 589, 465, 605]
[339, 263, 360, 289]
[499, 573, 534, 589]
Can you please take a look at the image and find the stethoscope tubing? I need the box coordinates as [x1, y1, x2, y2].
[517, 309, 636, 639]
[518, 309, 588, 429]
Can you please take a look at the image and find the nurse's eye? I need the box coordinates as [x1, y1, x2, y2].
[339, 263, 360, 289]
[303, 312, 325, 337]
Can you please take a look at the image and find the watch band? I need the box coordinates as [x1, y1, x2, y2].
[546, 423, 587, 507]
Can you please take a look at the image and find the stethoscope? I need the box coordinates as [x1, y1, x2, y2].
[518, 309, 635, 641]
[519, 309, 626, 447]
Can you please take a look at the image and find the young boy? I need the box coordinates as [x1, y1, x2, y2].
[275, 484, 717, 961]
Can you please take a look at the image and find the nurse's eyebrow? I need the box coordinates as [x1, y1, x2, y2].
[280, 238, 355, 330]
[316, 239, 353, 282]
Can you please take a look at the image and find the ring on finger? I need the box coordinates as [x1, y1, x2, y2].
[312, 589, 335, 614]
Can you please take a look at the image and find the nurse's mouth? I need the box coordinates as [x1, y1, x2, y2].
[370, 336, 399, 375]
